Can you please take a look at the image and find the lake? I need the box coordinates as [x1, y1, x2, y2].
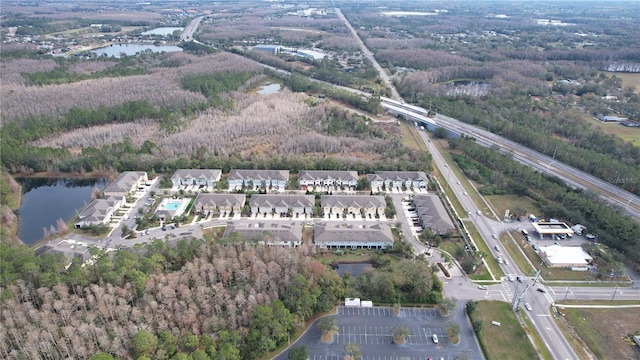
[335, 262, 373, 278]
[91, 43, 183, 58]
[141, 27, 184, 36]
[17, 178, 107, 246]
[257, 83, 281, 95]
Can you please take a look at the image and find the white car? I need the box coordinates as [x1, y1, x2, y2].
[525, 303, 532, 311]
[478, 285, 488, 290]
[504, 259, 509, 266]
[507, 274, 514, 282]
[432, 334, 439, 344]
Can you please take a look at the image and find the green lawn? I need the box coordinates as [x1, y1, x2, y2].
[469, 301, 539, 360]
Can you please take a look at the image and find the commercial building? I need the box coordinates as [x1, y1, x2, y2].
[314, 222, 394, 249]
[223, 221, 302, 247]
[531, 221, 574, 239]
[537, 244, 593, 270]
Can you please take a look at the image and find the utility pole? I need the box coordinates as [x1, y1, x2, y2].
[513, 267, 542, 311]
[563, 286, 570, 301]
[611, 285, 619, 301]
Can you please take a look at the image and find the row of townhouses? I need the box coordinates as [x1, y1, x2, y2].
[171, 169, 429, 190]
[223, 221, 395, 249]
[193, 194, 387, 218]
[75, 171, 148, 228]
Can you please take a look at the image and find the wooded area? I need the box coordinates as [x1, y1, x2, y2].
[0, 235, 439, 359]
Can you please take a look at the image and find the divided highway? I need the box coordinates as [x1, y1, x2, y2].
[380, 97, 640, 220]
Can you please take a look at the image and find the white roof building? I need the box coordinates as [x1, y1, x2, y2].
[538, 244, 593, 269]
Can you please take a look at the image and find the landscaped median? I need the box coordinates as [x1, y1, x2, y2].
[467, 300, 538, 360]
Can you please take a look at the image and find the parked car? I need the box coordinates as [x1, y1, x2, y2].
[432, 334, 439, 344]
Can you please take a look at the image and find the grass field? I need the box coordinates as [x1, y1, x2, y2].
[605, 71, 640, 94]
[484, 194, 541, 221]
[469, 301, 539, 360]
[400, 123, 428, 152]
[556, 306, 640, 360]
[580, 110, 640, 147]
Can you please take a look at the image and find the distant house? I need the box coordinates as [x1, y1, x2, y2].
[314, 222, 394, 249]
[74, 195, 124, 228]
[250, 194, 314, 217]
[296, 49, 327, 60]
[621, 120, 640, 127]
[171, 169, 222, 187]
[102, 171, 148, 197]
[228, 169, 289, 189]
[252, 44, 281, 54]
[223, 221, 302, 247]
[298, 170, 358, 189]
[367, 171, 428, 191]
[598, 115, 628, 122]
[35, 239, 94, 269]
[321, 195, 386, 218]
[193, 193, 246, 215]
[413, 194, 455, 235]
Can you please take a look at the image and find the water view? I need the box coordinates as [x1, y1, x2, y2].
[17, 178, 107, 246]
[335, 262, 373, 278]
[257, 83, 281, 95]
[91, 43, 183, 58]
[141, 27, 184, 36]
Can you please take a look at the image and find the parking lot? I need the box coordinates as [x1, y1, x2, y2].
[275, 306, 482, 360]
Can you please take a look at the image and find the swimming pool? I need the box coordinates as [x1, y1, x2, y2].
[164, 201, 182, 211]
[155, 198, 190, 220]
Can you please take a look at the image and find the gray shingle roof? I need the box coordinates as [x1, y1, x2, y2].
[413, 194, 455, 233]
[314, 223, 394, 245]
[367, 171, 428, 182]
[298, 170, 358, 182]
[250, 194, 314, 208]
[194, 193, 246, 208]
[321, 195, 385, 208]
[223, 221, 302, 243]
[228, 169, 289, 182]
[172, 169, 222, 181]
[102, 171, 146, 195]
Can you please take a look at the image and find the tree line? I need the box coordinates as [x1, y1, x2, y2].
[450, 137, 640, 270]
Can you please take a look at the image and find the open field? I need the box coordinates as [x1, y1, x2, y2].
[580, 110, 640, 147]
[555, 306, 640, 360]
[485, 194, 541, 222]
[469, 301, 539, 360]
[605, 71, 640, 94]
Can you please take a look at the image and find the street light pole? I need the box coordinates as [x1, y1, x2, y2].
[611, 285, 619, 301]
